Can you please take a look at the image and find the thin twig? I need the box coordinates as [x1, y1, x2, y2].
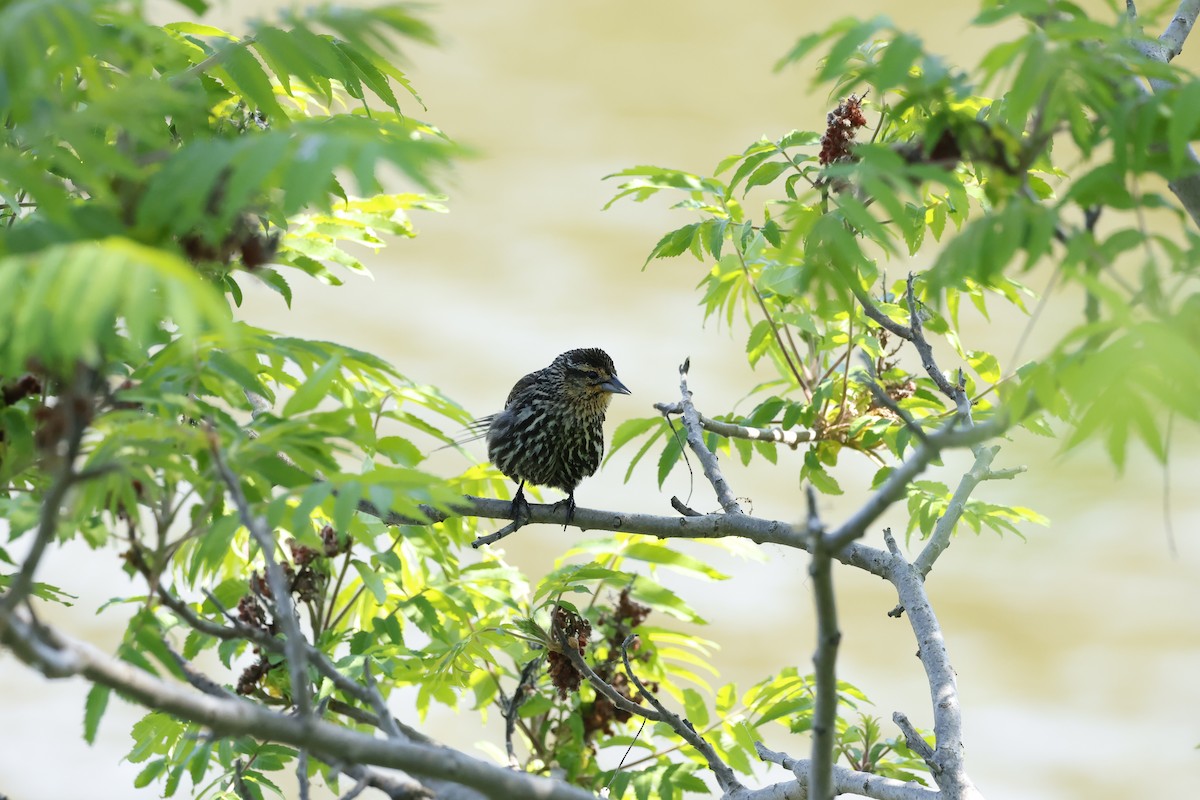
[670, 496, 703, 517]
[0, 370, 91, 628]
[297, 748, 311, 800]
[209, 433, 313, 719]
[722, 201, 813, 398]
[824, 415, 1003, 552]
[551, 622, 661, 722]
[806, 486, 839, 799]
[175, 587, 430, 745]
[472, 518, 523, 548]
[892, 712, 936, 769]
[904, 275, 958, 400]
[653, 402, 815, 449]
[675, 359, 744, 514]
[619, 635, 744, 794]
[503, 655, 544, 767]
[860, 365, 931, 447]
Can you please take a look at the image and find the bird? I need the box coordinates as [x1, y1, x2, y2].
[472, 348, 631, 528]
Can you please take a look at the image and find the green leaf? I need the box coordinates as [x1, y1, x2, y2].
[214, 40, 287, 121]
[682, 688, 710, 728]
[84, 685, 111, 744]
[874, 33, 923, 91]
[608, 417, 662, 457]
[0, 238, 233, 375]
[621, 541, 729, 580]
[646, 223, 702, 264]
[746, 320, 774, 366]
[352, 559, 388, 603]
[818, 16, 892, 83]
[1168, 82, 1200, 174]
[743, 161, 791, 193]
[702, 218, 728, 259]
[967, 350, 1000, 384]
[656, 427, 684, 488]
[282, 356, 342, 417]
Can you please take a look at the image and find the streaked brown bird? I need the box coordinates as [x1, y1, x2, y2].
[473, 348, 631, 526]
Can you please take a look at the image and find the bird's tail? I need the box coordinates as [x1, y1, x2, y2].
[431, 414, 497, 452]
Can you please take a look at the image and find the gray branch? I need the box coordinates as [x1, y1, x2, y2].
[654, 402, 815, 449]
[0, 371, 91, 628]
[824, 415, 1002, 553]
[210, 435, 313, 720]
[553, 622, 742, 792]
[1128, 0, 1200, 226]
[0, 610, 601, 800]
[159, 587, 434, 745]
[752, 743, 939, 800]
[553, 623, 663, 722]
[804, 488, 839, 800]
[675, 358, 744, 513]
[620, 635, 744, 794]
[882, 534, 984, 800]
[910, 446, 1000, 578]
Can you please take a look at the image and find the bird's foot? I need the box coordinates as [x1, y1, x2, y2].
[551, 493, 577, 530]
[511, 486, 532, 528]
[471, 485, 531, 549]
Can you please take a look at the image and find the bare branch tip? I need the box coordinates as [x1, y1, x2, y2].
[882, 527, 903, 557]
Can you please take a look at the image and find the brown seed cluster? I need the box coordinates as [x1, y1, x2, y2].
[576, 587, 656, 739]
[819, 94, 869, 166]
[548, 605, 592, 699]
[0, 374, 41, 407]
[235, 526, 347, 696]
[179, 218, 279, 269]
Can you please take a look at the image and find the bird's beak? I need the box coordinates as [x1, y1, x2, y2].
[601, 376, 632, 395]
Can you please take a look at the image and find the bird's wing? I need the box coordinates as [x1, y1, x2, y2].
[504, 368, 543, 408]
[438, 367, 542, 450]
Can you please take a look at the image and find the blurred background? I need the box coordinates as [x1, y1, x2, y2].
[2, 1, 1198, 798]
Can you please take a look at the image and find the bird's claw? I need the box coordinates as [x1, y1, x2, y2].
[551, 494, 577, 530]
[511, 489, 532, 528]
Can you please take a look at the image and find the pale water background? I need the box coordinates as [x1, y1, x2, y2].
[2, 1, 1198, 798]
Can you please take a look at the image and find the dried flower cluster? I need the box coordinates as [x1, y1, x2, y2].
[819, 94, 869, 166]
[580, 587, 654, 738]
[548, 605, 592, 699]
[235, 526, 347, 695]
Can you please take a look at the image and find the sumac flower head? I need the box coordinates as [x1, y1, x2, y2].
[819, 93, 868, 166]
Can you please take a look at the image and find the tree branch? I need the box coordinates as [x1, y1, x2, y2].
[805, 488, 839, 800]
[210, 432, 313, 720]
[882, 533, 983, 800]
[1128, 0, 1200, 226]
[161, 586, 437, 745]
[654, 402, 815, 449]
[0, 371, 91, 628]
[619, 635, 744, 794]
[0, 611, 601, 800]
[910, 447, 999, 579]
[675, 358, 744, 513]
[824, 415, 1002, 553]
[754, 743, 939, 800]
[1159, 0, 1199, 59]
[553, 621, 663, 722]
[503, 655, 544, 767]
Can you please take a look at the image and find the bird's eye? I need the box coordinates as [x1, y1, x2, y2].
[567, 365, 607, 386]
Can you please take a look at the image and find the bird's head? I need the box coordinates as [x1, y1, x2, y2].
[555, 348, 631, 408]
